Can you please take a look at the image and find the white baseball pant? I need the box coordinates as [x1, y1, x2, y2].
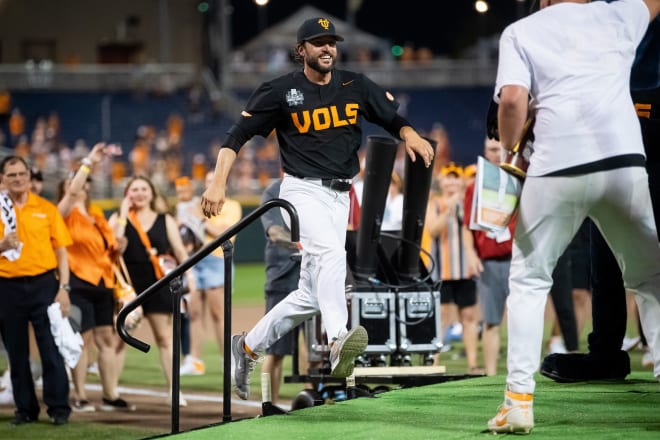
[245, 174, 350, 353]
[506, 166, 660, 394]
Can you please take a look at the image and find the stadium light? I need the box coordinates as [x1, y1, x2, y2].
[254, 0, 269, 31]
[391, 45, 404, 57]
[197, 1, 210, 13]
[475, 0, 489, 13]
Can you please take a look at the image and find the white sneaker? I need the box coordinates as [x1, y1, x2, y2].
[167, 391, 188, 407]
[100, 397, 137, 412]
[87, 362, 99, 376]
[0, 387, 14, 405]
[180, 355, 205, 376]
[548, 337, 567, 355]
[230, 333, 257, 400]
[642, 349, 654, 368]
[329, 326, 368, 378]
[0, 369, 10, 390]
[488, 390, 534, 434]
[72, 399, 96, 413]
[621, 336, 641, 352]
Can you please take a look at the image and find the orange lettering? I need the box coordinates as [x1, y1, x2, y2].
[290, 103, 360, 133]
[346, 103, 358, 124]
[312, 108, 331, 130]
[330, 106, 349, 127]
[291, 111, 311, 133]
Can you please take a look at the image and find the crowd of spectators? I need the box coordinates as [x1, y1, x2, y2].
[0, 92, 460, 208]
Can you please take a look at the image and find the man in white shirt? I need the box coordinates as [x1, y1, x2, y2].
[489, 0, 660, 434]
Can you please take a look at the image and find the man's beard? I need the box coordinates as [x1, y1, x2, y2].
[306, 54, 334, 74]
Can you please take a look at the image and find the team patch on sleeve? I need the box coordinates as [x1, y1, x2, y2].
[385, 91, 394, 101]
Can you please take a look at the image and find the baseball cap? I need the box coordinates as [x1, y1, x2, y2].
[440, 162, 463, 177]
[297, 17, 344, 43]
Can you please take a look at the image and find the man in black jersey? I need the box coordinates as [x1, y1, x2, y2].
[200, 17, 434, 400]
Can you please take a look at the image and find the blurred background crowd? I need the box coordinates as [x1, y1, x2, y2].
[0, 0, 530, 209]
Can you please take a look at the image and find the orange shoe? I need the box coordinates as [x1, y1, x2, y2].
[487, 390, 534, 434]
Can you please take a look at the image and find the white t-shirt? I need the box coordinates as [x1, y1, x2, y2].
[176, 197, 205, 242]
[382, 193, 403, 231]
[494, 0, 650, 176]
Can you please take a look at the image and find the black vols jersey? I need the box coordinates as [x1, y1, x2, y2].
[223, 69, 403, 179]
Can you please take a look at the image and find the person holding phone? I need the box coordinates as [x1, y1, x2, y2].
[109, 175, 195, 407]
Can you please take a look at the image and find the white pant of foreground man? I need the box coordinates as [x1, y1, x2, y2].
[489, 170, 660, 433]
[231, 175, 368, 400]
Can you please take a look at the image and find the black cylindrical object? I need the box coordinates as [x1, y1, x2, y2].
[397, 137, 437, 279]
[354, 135, 398, 278]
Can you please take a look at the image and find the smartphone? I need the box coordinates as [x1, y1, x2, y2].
[104, 144, 123, 156]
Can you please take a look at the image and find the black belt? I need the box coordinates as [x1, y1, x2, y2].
[544, 154, 646, 176]
[486, 254, 512, 262]
[321, 178, 352, 192]
[300, 177, 352, 192]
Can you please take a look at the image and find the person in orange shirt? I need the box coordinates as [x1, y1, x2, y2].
[57, 143, 135, 413]
[0, 155, 72, 426]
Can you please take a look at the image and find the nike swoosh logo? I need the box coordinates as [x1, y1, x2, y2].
[342, 80, 354, 86]
[495, 408, 510, 426]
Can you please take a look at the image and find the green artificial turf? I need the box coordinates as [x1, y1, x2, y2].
[171, 372, 660, 440]
[0, 417, 157, 440]
[0, 263, 658, 440]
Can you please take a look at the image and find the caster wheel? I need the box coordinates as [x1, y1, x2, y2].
[347, 384, 373, 399]
[291, 389, 323, 410]
[372, 385, 391, 395]
[369, 354, 387, 367]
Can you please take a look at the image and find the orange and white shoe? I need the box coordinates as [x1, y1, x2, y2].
[180, 355, 206, 376]
[487, 390, 534, 434]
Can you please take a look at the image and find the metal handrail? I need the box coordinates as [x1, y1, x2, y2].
[116, 198, 299, 433]
[116, 198, 300, 352]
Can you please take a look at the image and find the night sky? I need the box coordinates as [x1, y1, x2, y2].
[228, 0, 532, 57]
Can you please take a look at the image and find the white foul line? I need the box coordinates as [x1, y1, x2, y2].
[84, 383, 291, 410]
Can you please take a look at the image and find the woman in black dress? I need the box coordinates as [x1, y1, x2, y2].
[110, 175, 194, 406]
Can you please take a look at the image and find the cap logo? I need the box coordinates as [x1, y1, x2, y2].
[318, 18, 330, 30]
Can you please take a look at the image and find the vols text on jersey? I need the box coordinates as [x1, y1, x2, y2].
[290, 103, 359, 133]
